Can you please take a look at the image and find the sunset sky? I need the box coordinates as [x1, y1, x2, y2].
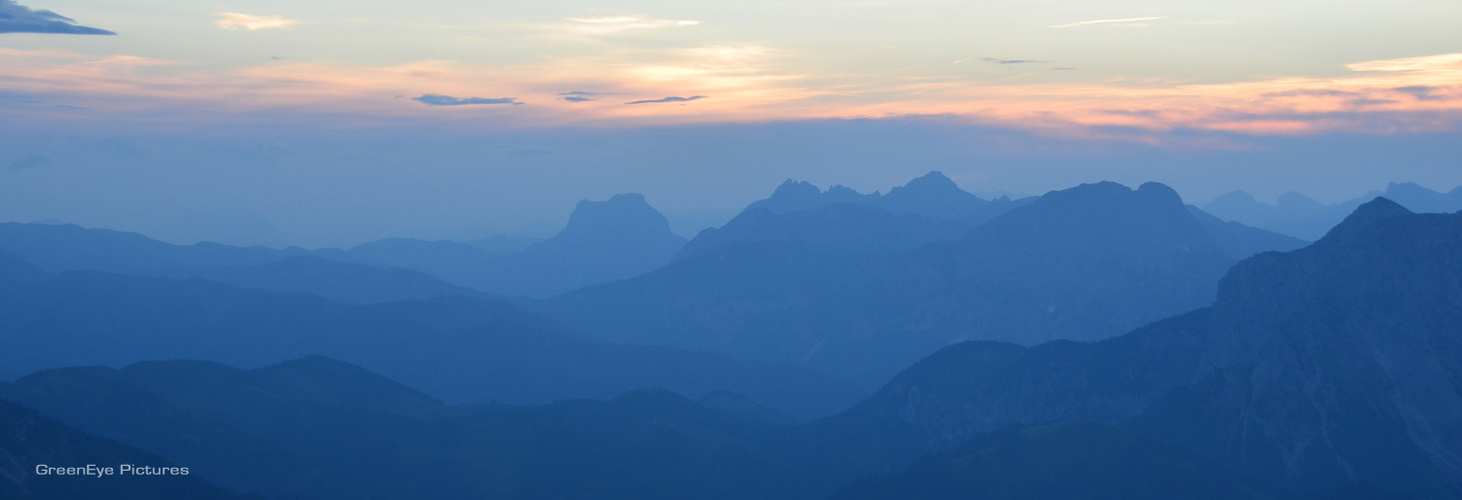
[1, 0, 1459, 246]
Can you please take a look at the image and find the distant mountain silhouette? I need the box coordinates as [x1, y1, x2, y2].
[497, 193, 687, 297]
[345, 237, 502, 283]
[0, 223, 478, 304]
[536, 181, 1305, 386]
[460, 233, 543, 254]
[347, 193, 686, 298]
[157, 256, 494, 304]
[4, 190, 1456, 500]
[0, 192, 689, 302]
[0, 222, 294, 274]
[0, 251, 863, 420]
[674, 203, 969, 262]
[824, 198, 1462, 496]
[0, 399, 245, 500]
[743, 171, 1031, 225]
[1203, 182, 1461, 240]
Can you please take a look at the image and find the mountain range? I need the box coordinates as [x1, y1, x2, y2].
[343, 193, 686, 298]
[4, 171, 1460, 499]
[0, 248, 862, 420]
[0, 192, 689, 302]
[5, 197, 1458, 499]
[1203, 182, 1462, 241]
[533, 180, 1306, 386]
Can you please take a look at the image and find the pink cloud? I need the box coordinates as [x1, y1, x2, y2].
[3, 48, 1461, 139]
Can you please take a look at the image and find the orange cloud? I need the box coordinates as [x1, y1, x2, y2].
[3, 47, 1460, 138]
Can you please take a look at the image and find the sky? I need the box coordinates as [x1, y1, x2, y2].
[0, 0, 1459, 247]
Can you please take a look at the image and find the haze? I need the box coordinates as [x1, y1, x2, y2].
[1, 0, 1458, 246]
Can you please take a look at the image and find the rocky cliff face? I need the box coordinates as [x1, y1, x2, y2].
[834, 199, 1462, 494]
[1135, 198, 1462, 492]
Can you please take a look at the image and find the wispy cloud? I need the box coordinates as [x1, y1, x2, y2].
[4, 46, 1461, 136]
[626, 96, 705, 105]
[214, 12, 299, 31]
[559, 91, 611, 102]
[414, 94, 523, 106]
[1049, 16, 1165, 28]
[981, 58, 1048, 65]
[563, 16, 698, 36]
[1395, 86, 1448, 101]
[0, 0, 113, 35]
[1347, 53, 1462, 73]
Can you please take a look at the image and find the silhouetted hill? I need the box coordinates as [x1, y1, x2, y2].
[0, 194, 689, 302]
[0, 359, 825, 500]
[0, 256, 864, 420]
[0, 223, 484, 304]
[536, 181, 1296, 386]
[0, 398, 246, 500]
[1186, 205, 1309, 258]
[158, 256, 492, 304]
[828, 421, 1286, 500]
[460, 233, 543, 254]
[0, 222, 288, 274]
[824, 198, 1462, 496]
[345, 237, 502, 283]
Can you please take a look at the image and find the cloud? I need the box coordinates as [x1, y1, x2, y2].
[0, 0, 113, 34]
[214, 12, 298, 31]
[1394, 86, 1447, 101]
[559, 91, 611, 102]
[1049, 16, 1165, 28]
[413, 94, 524, 106]
[1350, 98, 1397, 107]
[981, 58, 1047, 65]
[563, 16, 698, 35]
[625, 96, 706, 105]
[1263, 89, 1361, 98]
[7, 153, 53, 170]
[1346, 53, 1462, 73]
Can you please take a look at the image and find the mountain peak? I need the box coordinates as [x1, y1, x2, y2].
[1038, 181, 1134, 205]
[605, 192, 647, 204]
[557, 192, 675, 242]
[1210, 190, 1257, 205]
[770, 179, 821, 199]
[1135, 182, 1183, 206]
[890, 171, 962, 196]
[1319, 196, 1413, 242]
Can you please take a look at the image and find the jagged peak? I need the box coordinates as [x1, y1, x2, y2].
[770, 179, 821, 198]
